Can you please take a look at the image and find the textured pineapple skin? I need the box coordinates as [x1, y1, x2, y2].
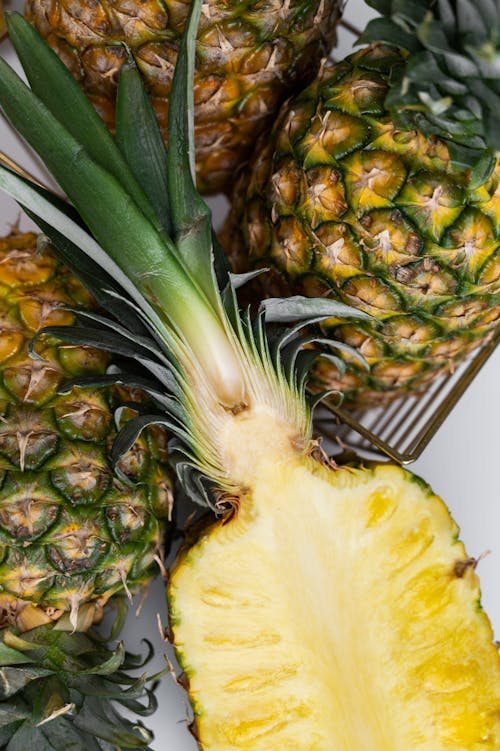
[170, 455, 500, 750]
[26, 0, 343, 194]
[0, 232, 171, 628]
[222, 45, 500, 405]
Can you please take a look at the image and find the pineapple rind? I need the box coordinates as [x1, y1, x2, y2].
[170, 459, 500, 750]
[25, 0, 343, 193]
[223, 46, 500, 404]
[0, 232, 171, 623]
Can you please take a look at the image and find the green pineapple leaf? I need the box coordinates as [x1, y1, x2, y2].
[111, 415, 194, 469]
[359, 0, 500, 173]
[260, 295, 374, 323]
[30, 325, 168, 368]
[58, 372, 180, 406]
[66, 308, 172, 366]
[0, 163, 146, 328]
[0, 622, 159, 750]
[6, 12, 160, 232]
[0, 164, 172, 343]
[117, 691, 159, 717]
[80, 642, 126, 676]
[280, 336, 368, 383]
[0, 703, 30, 727]
[165, 0, 223, 314]
[38, 720, 103, 751]
[31, 675, 72, 727]
[357, 16, 421, 52]
[316, 354, 347, 378]
[0, 56, 182, 305]
[31, 221, 150, 334]
[0, 666, 52, 699]
[73, 696, 153, 748]
[0, 643, 34, 666]
[295, 349, 323, 393]
[115, 57, 171, 235]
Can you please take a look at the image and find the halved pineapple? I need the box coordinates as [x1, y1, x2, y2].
[170, 461, 500, 750]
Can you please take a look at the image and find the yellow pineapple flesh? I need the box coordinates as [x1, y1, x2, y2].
[170, 444, 500, 750]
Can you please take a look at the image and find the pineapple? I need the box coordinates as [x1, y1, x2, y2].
[25, 0, 343, 194]
[0, 229, 171, 747]
[170, 462, 500, 749]
[222, 0, 500, 405]
[0, 7, 500, 749]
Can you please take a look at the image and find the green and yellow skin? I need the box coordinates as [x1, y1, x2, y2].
[221, 34, 500, 405]
[26, 0, 343, 194]
[0, 231, 170, 748]
[0, 231, 171, 629]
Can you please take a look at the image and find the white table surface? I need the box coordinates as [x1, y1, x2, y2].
[0, 1, 499, 747]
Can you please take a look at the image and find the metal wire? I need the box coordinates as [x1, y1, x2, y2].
[315, 326, 500, 464]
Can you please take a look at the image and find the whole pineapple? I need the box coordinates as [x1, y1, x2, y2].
[26, 0, 343, 194]
[222, 0, 500, 405]
[0, 230, 171, 747]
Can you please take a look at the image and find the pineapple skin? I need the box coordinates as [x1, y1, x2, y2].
[25, 0, 343, 194]
[0, 231, 171, 630]
[169, 413, 500, 749]
[222, 45, 500, 405]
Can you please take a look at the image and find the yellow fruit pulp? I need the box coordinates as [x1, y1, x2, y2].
[170, 412, 500, 750]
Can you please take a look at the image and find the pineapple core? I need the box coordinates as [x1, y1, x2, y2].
[170, 460, 500, 750]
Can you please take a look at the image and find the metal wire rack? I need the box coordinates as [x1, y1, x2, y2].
[314, 326, 500, 464]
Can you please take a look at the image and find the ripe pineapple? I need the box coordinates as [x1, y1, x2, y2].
[1, 8, 500, 749]
[0, 230, 171, 747]
[26, 0, 343, 194]
[222, 1, 500, 405]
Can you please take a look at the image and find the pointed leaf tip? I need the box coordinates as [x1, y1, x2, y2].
[260, 296, 374, 324]
[165, 0, 222, 313]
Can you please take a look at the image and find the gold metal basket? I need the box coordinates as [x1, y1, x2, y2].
[315, 326, 500, 464]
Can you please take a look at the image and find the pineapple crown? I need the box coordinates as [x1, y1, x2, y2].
[0, 6, 370, 509]
[359, 0, 500, 184]
[0, 603, 158, 750]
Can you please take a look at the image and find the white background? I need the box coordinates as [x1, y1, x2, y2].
[0, 1, 499, 747]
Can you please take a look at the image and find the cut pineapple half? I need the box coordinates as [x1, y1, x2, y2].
[170, 461, 500, 750]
